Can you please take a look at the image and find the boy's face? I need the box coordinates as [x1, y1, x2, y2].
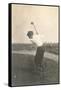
[28, 34, 33, 39]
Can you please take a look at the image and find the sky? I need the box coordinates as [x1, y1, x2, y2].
[12, 4, 59, 44]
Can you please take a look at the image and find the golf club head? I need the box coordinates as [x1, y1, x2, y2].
[31, 22, 34, 25]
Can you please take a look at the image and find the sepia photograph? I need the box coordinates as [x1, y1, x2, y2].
[9, 3, 60, 87]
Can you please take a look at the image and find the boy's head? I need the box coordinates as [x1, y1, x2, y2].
[27, 31, 33, 39]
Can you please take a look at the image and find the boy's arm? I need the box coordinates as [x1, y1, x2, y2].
[30, 39, 37, 46]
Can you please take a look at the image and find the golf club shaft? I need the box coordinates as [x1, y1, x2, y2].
[32, 24, 39, 34]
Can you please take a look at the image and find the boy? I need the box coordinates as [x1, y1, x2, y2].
[27, 29, 45, 71]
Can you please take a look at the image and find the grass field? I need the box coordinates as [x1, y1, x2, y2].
[11, 43, 59, 86]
